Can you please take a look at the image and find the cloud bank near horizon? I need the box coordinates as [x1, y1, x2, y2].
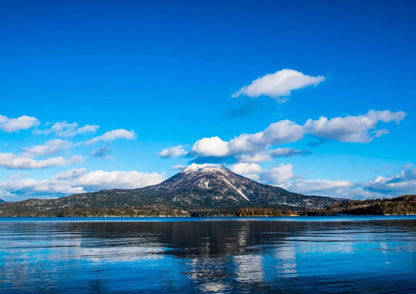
[0, 168, 165, 200]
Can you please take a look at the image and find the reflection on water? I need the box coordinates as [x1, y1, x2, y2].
[1, 217, 416, 293]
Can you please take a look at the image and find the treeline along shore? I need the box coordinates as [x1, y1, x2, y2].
[0, 195, 415, 217]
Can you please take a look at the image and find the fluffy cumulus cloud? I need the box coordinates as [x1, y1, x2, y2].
[0, 177, 85, 198]
[232, 69, 325, 100]
[191, 136, 230, 157]
[159, 145, 188, 158]
[305, 110, 406, 143]
[0, 168, 165, 199]
[21, 139, 71, 157]
[188, 110, 406, 164]
[261, 164, 294, 187]
[0, 113, 147, 198]
[0, 153, 83, 169]
[255, 164, 414, 199]
[362, 164, 416, 195]
[0, 114, 40, 132]
[227, 162, 413, 199]
[227, 161, 368, 198]
[237, 152, 272, 163]
[245, 164, 358, 198]
[0, 113, 139, 172]
[237, 148, 308, 163]
[36, 121, 99, 137]
[53, 168, 89, 181]
[0, 138, 83, 169]
[76, 170, 164, 190]
[86, 129, 136, 145]
[230, 120, 305, 154]
[254, 120, 305, 145]
[229, 162, 335, 194]
[290, 179, 353, 195]
[230, 163, 263, 180]
[191, 120, 304, 160]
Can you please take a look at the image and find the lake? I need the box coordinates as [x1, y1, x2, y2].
[1, 216, 416, 293]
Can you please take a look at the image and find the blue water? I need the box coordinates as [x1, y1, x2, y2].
[1, 216, 416, 293]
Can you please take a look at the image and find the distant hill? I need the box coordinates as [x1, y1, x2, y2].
[313, 195, 416, 215]
[0, 164, 340, 217]
[0, 199, 4, 204]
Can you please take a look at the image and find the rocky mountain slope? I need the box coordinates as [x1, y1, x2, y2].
[0, 164, 340, 216]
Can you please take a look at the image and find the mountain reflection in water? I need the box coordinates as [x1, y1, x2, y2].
[1, 217, 416, 293]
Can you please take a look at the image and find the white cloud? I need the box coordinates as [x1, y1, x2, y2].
[159, 145, 187, 158]
[256, 165, 363, 199]
[1, 139, 81, 169]
[304, 110, 406, 143]
[53, 168, 88, 180]
[367, 109, 407, 123]
[258, 120, 305, 145]
[21, 139, 71, 157]
[227, 133, 265, 154]
[0, 153, 83, 169]
[237, 152, 272, 163]
[234, 163, 355, 198]
[0, 168, 165, 199]
[36, 121, 99, 137]
[0, 114, 40, 132]
[192, 120, 304, 159]
[290, 179, 353, 195]
[86, 129, 136, 145]
[286, 178, 391, 199]
[76, 170, 164, 190]
[0, 177, 84, 198]
[362, 164, 416, 194]
[230, 163, 263, 180]
[190, 110, 405, 162]
[236, 148, 307, 163]
[261, 164, 294, 188]
[191, 136, 230, 157]
[232, 69, 325, 100]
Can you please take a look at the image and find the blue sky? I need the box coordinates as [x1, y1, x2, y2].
[1, 0, 415, 201]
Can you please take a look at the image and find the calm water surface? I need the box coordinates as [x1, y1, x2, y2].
[0, 216, 416, 293]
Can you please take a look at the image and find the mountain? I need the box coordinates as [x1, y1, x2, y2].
[0, 164, 340, 217]
[0, 199, 4, 204]
[143, 164, 339, 209]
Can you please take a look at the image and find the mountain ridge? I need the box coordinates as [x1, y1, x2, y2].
[0, 164, 340, 217]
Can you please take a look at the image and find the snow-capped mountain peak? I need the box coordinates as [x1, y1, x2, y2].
[181, 163, 227, 174]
